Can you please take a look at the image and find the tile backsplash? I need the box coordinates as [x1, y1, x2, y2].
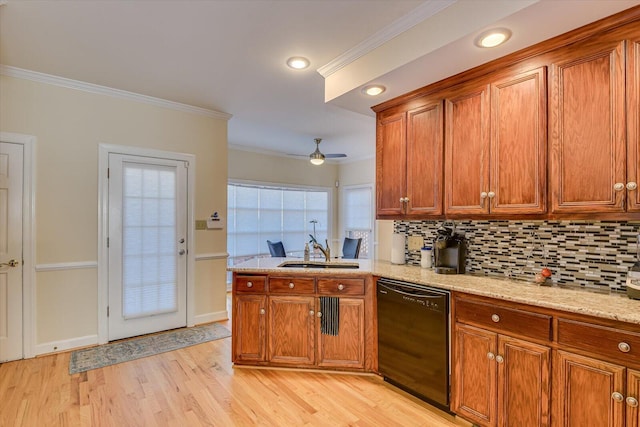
[394, 220, 640, 293]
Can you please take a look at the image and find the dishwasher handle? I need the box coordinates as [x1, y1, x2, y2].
[378, 281, 449, 299]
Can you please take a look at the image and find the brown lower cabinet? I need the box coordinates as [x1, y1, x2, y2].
[232, 273, 372, 371]
[453, 323, 551, 427]
[554, 350, 640, 427]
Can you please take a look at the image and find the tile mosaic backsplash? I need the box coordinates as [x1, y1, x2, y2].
[394, 220, 640, 293]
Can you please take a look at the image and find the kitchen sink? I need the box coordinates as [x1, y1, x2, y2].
[277, 260, 360, 269]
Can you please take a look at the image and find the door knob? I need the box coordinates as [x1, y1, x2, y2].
[0, 259, 19, 268]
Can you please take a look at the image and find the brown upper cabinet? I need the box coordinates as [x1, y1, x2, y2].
[549, 39, 630, 214]
[445, 67, 547, 216]
[376, 99, 444, 218]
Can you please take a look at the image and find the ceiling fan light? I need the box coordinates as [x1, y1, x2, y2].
[310, 149, 325, 165]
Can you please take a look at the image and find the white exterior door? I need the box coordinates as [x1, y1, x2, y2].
[0, 142, 24, 362]
[108, 154, 188, 341]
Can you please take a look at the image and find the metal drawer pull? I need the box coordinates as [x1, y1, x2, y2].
[289, 282, 295, 289]
[259, 308, 265, 315]
[487, 352, 495, 360]
[614, 182, 625, 191]
[337, 284, 344, 291]
[309, 310, 314, 316]
[627, 182, 638, 191]
[487, 191, 495, 199]
[612, 392, 625, 402]
[317, 311, 322, 318]
[618, 342, 631, 353]
[627, 397, 639, 407]
[491, 314, 500, 323]
[495, 355, 504, 364]
[247, 281, 253, 288]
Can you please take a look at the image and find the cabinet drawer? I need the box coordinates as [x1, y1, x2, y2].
[317, 278, 365, 296]
[557, 318, 640, 364]
[269, 277, 315, 294]
[455, 298, 552, 342]
[236, 275, 266, 293]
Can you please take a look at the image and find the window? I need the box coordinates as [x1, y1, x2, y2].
[227, 181, 331, 267]
[343, 185, 373, 259]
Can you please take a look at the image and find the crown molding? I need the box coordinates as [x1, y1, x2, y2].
[317, 0, 456, 78]
[0, 65, 232, 121]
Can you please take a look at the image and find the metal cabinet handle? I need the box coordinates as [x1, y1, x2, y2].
[309, 310, 314, 316]
[487, 191, 496, 199]
[487, 352, 495, 360]
[495, 355, 504, 364]
[259, 308, 265, 315]
[627, 397, 639, 407]
[491, 314, 500, 323]
[247, 281, 253, 288]
[618, 342, 631, 353]
[0, 259, 19, 268]
[337, 284, 344, 291]
[614, 182, 625, 191]
[289, 282, 295, 289]
[612, 392, 625, 402]
[480, 192, 488, 199]
[316, 311, 322, 318]
[627, 182, 638, 191]
[404, 197, 410, 203]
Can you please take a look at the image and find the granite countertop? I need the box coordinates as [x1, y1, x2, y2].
[228, 258, 640, 325]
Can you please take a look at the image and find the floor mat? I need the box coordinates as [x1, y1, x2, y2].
[69, 323, 230, 374]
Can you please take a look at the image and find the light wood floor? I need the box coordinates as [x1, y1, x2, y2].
[0, 297, 469, 427]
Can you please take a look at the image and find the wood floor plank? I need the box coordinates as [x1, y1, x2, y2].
[0, 299, 469, 426]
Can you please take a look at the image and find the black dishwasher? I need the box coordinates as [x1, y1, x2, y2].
[377, 278, 450, 411]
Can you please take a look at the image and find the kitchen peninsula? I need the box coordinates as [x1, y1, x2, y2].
[229, 258, 640, 427]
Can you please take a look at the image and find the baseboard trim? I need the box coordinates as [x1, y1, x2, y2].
[35, 334, 98, 356]
[194, 310, 229, 326]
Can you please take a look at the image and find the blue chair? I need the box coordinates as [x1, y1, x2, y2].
[342, 237, 362, 259]
[267, 240, 286, 257]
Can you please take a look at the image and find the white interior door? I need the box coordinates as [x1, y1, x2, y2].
[108, 154, 188, 341]
[0, 142, 24, 362]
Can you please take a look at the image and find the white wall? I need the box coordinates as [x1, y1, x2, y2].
[1, 74, 229, 354]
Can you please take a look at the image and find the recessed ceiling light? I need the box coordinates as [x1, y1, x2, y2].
[476, 28, 512, 48]
[362, 85, 386, 96]
[286, 57, 310, 70]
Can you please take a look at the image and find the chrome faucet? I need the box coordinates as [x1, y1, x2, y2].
[309, 235, 331, 262]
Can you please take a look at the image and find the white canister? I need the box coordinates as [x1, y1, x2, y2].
[391, 233, 406, 264]
[421, 246, 432, 269]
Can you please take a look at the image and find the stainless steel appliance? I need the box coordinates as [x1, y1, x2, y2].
[377, 278, 450, 411]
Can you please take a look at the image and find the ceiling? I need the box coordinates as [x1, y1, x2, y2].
[1, 0, 639, 163]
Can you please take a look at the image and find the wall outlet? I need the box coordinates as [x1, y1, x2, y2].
[408, 235, 424, 250]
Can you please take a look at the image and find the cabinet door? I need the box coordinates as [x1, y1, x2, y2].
[550, 40, 626, 213]
[268, 296, 315, 366]
[376, 111, 406, 217]
[453, 323, 497, 427]
[445, 84, 491, 215]
[627, 40, 640, 212]
[554, 350, 625, 427]
[405, 101, 444, 216]
[317, 297, 365, 369]
[233, 295, 267, 362]
[490, 67, 547, 215]
[629, 369, 640, 427]
[497, 335, 550, 427]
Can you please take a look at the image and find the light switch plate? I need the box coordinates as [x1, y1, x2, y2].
[408, 235, 423, 250]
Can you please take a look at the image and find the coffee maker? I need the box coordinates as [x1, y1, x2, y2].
[433, 224, 466, 274]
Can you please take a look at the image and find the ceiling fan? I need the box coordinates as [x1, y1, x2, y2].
[290, 138, 347, 165]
